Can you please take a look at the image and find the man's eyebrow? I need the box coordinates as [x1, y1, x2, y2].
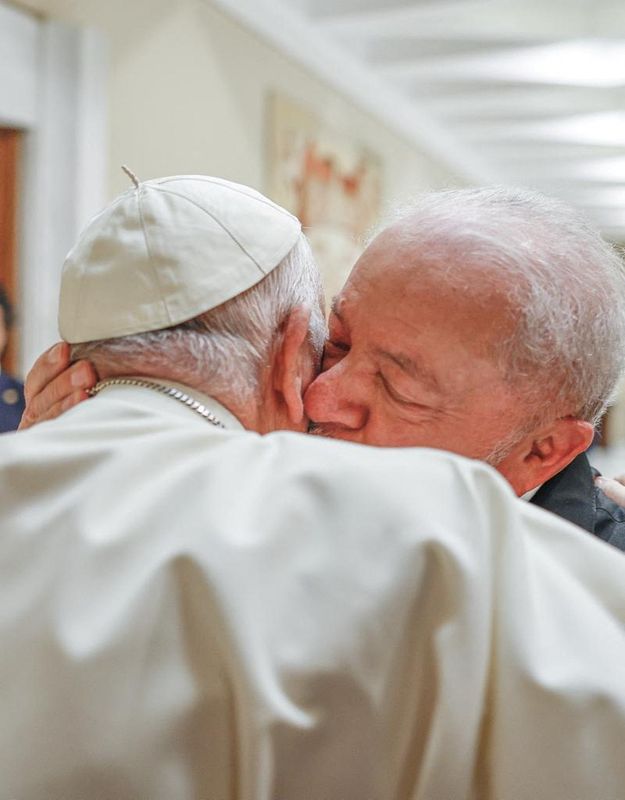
[376, 348, 442, 393]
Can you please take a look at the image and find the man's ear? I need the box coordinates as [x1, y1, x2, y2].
[272, 305, 315, 426]
[501, 417, 594, 495]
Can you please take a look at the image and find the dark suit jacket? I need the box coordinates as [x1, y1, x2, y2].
[530, 452, 625, 552]
[0, 372, 25, 433]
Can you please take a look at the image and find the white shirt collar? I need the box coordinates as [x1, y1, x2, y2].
[522, 485, 542, 502]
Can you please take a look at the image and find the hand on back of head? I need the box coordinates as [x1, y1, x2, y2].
[19, 343, 96, 430]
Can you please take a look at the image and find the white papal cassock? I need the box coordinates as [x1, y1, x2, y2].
[1, 381, 625, 799]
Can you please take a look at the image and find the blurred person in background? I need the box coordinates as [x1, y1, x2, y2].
[0, 284, 24, 432]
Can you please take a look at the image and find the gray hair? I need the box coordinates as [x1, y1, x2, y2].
[71, 234, 326, 401]
[386, 186, 625, 426]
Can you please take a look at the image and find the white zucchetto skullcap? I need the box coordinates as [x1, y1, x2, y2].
[59, 173, 301, 343]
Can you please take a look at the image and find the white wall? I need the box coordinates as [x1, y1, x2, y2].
[4, 0, 464, 373]
[12, 0, 463, 205]
[0, 0, 107, 372]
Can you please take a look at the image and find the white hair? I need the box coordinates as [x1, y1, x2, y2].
[385, 186, 625, 426]
[71, 234, 327, 401]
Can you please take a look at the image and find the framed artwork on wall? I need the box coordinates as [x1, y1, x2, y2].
[267, 93, 382, 304]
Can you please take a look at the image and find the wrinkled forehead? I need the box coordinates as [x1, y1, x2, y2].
[353, 218, 523, 289]
[345, 232, 511, 312]
[336, 240, 517, 364]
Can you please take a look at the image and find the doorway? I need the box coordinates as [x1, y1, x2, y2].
[0, 128, 21, 375]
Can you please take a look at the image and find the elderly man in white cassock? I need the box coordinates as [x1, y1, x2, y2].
[3, 174, 625, 800]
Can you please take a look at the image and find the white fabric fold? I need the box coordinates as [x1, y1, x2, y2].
[1, 388, 625, 799]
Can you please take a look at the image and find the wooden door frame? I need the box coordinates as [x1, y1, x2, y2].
[0, 128, 21, 374]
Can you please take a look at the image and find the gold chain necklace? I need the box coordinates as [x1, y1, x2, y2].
[88, 377, 226, 428]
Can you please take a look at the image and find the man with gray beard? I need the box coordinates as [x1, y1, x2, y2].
[303, 188, 625, 546]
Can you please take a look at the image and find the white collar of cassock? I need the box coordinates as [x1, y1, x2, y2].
[522, 485, 541, 501]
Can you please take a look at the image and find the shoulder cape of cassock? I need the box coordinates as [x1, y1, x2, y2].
[1, 383, 625, 799]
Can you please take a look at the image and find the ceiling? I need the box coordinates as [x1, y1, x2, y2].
[213, 0, 625, 242]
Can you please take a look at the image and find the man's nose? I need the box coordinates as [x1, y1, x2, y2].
[303, 364, 368, 430]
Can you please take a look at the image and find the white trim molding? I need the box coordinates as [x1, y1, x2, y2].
[209, 0, 496, 184]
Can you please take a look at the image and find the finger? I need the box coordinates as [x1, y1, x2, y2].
[24, 342, 71, 403]
[595, 476, 625, 508]
[19, 389, 91, 430]
[28, 361, 96, 419]
[20, 361, 97, 430]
